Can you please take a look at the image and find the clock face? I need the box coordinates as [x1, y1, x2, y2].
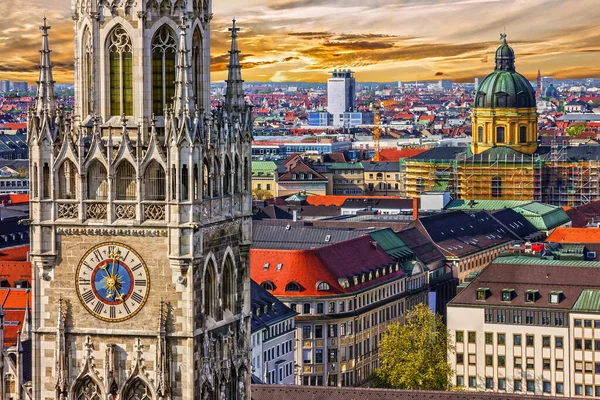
[76, 242, 150, 322]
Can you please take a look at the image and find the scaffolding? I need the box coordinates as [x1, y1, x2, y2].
[457, 152, 542, 201]
[400, 158, 459, 199]
[541, 140, 600, 206]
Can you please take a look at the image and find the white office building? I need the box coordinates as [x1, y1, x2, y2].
[328, 69, 356, 126]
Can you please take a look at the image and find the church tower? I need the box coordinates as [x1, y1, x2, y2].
[28, 1, 253, 398]
[471, 35, 538, 155]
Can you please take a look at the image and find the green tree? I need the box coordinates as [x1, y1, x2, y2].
[375, 303, 454, 391]
[566, 122, 586, 137]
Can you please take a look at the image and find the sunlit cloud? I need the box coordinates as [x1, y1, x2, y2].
[1, 0, 599, 84]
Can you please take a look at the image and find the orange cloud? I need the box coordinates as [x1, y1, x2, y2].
[2, 0, 600, 84]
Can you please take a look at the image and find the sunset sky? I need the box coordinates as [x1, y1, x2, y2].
[1, 0, 600, 84]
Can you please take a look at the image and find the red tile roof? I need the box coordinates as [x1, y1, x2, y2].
[305, 195, 406, 207]
[0, 194, 29, 205]
[0, 261, 31, 286]
[546, 227, 600, 243]
[250, 236, 401, 297]
[377, 148, 428, 162]
[0, 245, 29, 261]
[0, 288, 29, 347]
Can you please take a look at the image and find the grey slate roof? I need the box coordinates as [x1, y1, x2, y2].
[363, 162, 400, 172]
[250, 280, 297, 334]
[251, 222, 374, 250]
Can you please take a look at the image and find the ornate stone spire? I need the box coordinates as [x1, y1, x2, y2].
[36, 17, 57, 116]
[173, 20, 194, 116]
[225, 19, 245, 111]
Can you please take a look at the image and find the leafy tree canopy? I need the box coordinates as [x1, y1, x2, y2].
[374, 303, 454, 391]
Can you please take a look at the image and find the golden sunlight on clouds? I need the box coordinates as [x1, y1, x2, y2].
[1, 0, 600, 83]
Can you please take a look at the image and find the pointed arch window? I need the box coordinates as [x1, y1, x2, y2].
[42, 162, 50, 199]
[213, 158, 220, 197]
[123, 378, 151, 400]
[181, 164, 189, 201]
[75, 377, 101, 400]
[108, 26, 133, 116]
[223, 257, 236, 312]
[224, 157, 232, 195]
[116, 161, 137, 200]
[87, 161, 108, 200]
[143, 161, 165, 201]
[152, 26, 177, 116]
[204, 262, 217, 319]
[202, 159, 210, 198]
[82, 27, 93, 116]
[58, 160, 78, 199]
[234, 156, 240, 193]
[192, 28, 203, 110]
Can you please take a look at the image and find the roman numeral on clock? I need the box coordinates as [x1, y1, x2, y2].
[93, 250, 103, 263]
[110, 306, 116, 319]
[131, 263, 143, 272]
[131, 292, 144, 304]
[94, 302, 104, 314]
[79, 278, 90, 286]
[123, 302, 131, 315]
[134, 279, 147, 287]
[82, 291, 95, 303]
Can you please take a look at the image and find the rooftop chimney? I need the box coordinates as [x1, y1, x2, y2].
[412, 198, 420, 221]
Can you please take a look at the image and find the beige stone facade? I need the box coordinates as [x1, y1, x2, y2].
[28, 1, 253, 399]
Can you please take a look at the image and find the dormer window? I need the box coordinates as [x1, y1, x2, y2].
[276, 263, 283, 271]
[476, 287, 489, 301]
[502, 288, 514, 302]
[263, 263, 270, 271]
[308, 173, 313, 180]
[285, 281, 301, 292]
[316, 281, 330, 291]
[300, 173, 305, 179]
[261, 281, 275, 292]
[549, 290, 563, 304]
[291, 173, 297, 180]
[525, 289, 539, 303]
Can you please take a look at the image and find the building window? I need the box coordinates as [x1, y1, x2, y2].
[556, 383, 564, 394]
[514, 357, 522, 368]
[501, 289, 513, 302]
[302, 326, 312, 339]
[485, 332, 493, 344]
[303, 303, 310, 314]
[285, 282, 301, 292]
[555, 336, 563, 348]
[456, 331, 464, 342]
[543, 381, 551, 393]
[496, 126, 505, 143]
[575, 339, 582, 350]
[143, 161, 166, 201]
[476, 288, 488, 300]
[525, 290, 538, 302]
[151, 25, 176, 116]
[115, 161, 137, 200]
[315, 325, 323, 339]
[576, 385, 583, 395]
[526, 380, 535, 392]
[315, 349, 323, 364]
[107, 26, 133, 116]
[339, 301, 345, 312]
[485, 378, 493, 389]
[456, 376, 464, 387]
[514, 334, 521, 346]
[491, 176, 502, 198]
[57, 160, 78, 200]
[303, 349, 311, 364]
[586, 386, 594, 396]
[526, 335, 534, 346]
[514, 380, 522, 391]
[468, 376, 476, 388]
[456, 353, 464, 364]
[316, 303, 324, 314]
[468, 332, 476, 343]
[543, 359, 550, 370]
[497, 333, 505, 345]
[485, 355, 493, 366]
[498, 379, 506, 390]
[498, 355, 505, 367]
[87, 160, 108, 200]
[526, 358, 534, 369]
[519, 126, 527, 143]
[478, 126, 484, 142]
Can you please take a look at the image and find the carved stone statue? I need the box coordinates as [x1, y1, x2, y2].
[238, 374, 246, 400]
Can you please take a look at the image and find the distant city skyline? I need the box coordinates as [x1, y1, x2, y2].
[2, 0, 600, 84]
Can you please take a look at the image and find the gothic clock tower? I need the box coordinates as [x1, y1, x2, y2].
[28, 1, 253, 398]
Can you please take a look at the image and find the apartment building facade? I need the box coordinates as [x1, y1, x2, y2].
[448, 255, 600, 397]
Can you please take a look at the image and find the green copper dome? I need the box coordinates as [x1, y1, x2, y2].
[475, 35, 536, 109]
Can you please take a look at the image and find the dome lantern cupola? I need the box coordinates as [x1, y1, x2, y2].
[471, 34, 538, 156]
[495, 33, 515, 72]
